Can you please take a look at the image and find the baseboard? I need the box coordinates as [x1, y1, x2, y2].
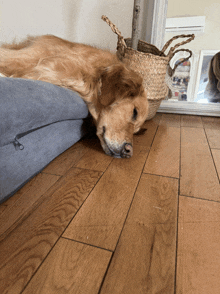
[158, 101, 220, 117]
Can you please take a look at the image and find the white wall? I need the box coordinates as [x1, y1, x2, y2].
[165, 0, 220, 53]
[0, 0, 66, 43]
[0, 0, 134, 50]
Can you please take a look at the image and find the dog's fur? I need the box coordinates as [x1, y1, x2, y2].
[205, 52, 220, 103]
[0, 35, 149, 158]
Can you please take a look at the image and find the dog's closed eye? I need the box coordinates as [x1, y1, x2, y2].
[132, 108, 138, 120]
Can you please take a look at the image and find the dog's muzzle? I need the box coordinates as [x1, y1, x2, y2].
[104, 141, 133, 158]
[99, 127, 133, 158]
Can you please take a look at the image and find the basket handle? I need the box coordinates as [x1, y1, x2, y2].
[168, 48, 193, 76]
[161, 34, 195, 59]
[101, 15, 127, 56]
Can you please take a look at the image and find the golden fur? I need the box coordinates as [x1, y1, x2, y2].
[0, 35, 149, 158]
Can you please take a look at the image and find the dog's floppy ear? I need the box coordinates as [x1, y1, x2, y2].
[99, 63, 144, 106]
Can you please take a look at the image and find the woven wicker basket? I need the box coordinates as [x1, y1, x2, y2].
[102, 16, 195, 120]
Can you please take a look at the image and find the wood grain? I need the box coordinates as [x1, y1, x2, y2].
[23, 238, 112, 294]
[133, 121, 158, 147]
[0, 173, 60, 241]
[1, 113, 220, 294]
[202, 116, 220, 149]
[0, 204, 7, 215]
[100, 174, 178, 294]
[135, 112, 161, 146]
[144, 125, 180, 178]
[202, 116, 220, 129]
[42, 141, 88, 175]
[177, 196, 220, 294]
[180, 127, 220, 201]
[144, 113, 162, 127]
[0, 168, 102, 294]
[205, 128, 220, 149]
[63, 145, 149, 251]
[212, 149, 220, 178]
[76, 138, 113, 171]
[160, 113, 181, 127]
[180, 115, 203, 128]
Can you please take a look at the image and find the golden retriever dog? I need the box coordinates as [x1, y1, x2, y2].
[0, 35, 148, 158]
[205, 52, 220, 103]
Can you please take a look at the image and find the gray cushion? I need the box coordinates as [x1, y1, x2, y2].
[0, 77, 90, 203]
[0, 120, 86, 202]
[0, 77, 89, 147]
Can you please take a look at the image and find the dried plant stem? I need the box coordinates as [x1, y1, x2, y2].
[131, 0, 141, 50]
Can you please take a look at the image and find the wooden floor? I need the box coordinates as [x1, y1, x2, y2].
[1, 113, 220, 294]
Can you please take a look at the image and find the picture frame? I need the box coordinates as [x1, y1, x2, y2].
[166, 50, 199, 102]
[145, 0, 220, 116]
[194, 50, 220, 103]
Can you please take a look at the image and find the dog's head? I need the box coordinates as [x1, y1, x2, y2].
[92, 64, 148, 158]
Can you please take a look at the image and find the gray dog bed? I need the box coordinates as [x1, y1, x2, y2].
[0, 77, 89, 203]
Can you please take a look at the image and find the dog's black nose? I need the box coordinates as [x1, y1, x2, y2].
[121, 143, 133, 158]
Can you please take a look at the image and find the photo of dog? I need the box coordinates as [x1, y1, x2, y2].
[205, 51, 220, 103]
[195, 50, 220, 103]
[0, 35, 149, 158]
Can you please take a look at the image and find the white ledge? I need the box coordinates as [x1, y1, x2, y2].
[158, 100, 220, 117]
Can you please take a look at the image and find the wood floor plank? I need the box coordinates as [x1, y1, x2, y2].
[177, 196, 220, 294]
[23, 238, 112, 294]
[205, 128, 220, 149]
[42, 141, 88, 176]
[0, 173, 60, 241]
[63, 145, 149, 251]
[212, 149, 220, 179]
[180, 127, 220, 201]
[180, 115, 203, 128]
[100, 174, 178, 294]
[202, 116, 220, 129]
[0, 168, 102, 294]
[201, 116, 220, 149]
[142, 113, 162, 128]
[133, 121, 158, 147]
[0, 204, 7, 215]
[143, 125, 180, 178]
[160, 113, 181, 127]
[76, 138, 113, 172]
[2, 113, 220, 294]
